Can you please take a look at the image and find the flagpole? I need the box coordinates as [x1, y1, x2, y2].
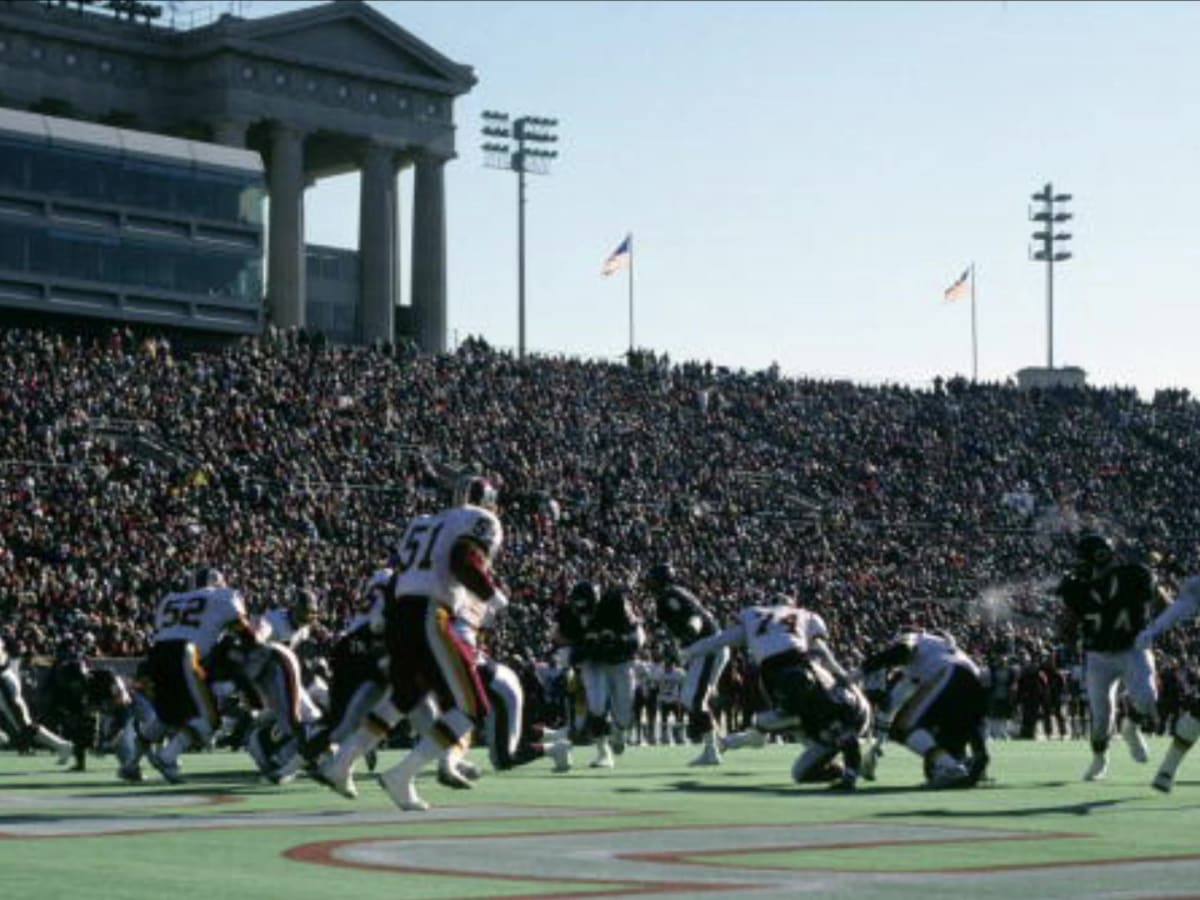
[628, 236, 635, 354]
[970, 262, 978, 382]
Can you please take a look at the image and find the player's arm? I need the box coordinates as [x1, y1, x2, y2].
[860, 640, 911, 675]
[1138, 575, 1200, 648]
[681, 620, 745, 661]
[449, 536, 507, 611]
[809, 637, 850, 683]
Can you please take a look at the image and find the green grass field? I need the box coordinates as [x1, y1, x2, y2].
[2, 736, 1198, 899]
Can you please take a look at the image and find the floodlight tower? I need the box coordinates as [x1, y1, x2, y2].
[481, 110, 560, 359]
[1029, 183, 1073, 369]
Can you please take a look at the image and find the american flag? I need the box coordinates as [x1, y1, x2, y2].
[943, 266, 971, 302]
[602, 234, 632, 276]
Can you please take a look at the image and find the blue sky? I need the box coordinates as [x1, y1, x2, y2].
[244, 1, 1199, 397]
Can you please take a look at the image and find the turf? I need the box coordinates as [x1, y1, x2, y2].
[1, 736, 1198, 899]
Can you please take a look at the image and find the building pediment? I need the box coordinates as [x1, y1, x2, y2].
[209, 1, 475, 95]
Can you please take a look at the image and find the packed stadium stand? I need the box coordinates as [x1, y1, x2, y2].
[2, 323, 1199, 732]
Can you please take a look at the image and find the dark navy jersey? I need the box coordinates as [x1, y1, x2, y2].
[554, 602, 590, 647]
[1059, 563, 1156, 653]
[579, 591, 642, 665]
[654, 584, 718, 645]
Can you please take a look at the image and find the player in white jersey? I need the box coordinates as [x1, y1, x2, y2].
[243, 589, 325, 782]
[684, 597, 864, 788]
[0, 632, 72, 764]
[685, 597, 850, 684]
[320, 476, 508, 811]
[860, 629, 989, 789]
[143, 566, 259, 783]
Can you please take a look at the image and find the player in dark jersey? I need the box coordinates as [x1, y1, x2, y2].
[1057, 533, 1160, 781]
[576, 585, 645, 768]
[644, 563, 728, 765]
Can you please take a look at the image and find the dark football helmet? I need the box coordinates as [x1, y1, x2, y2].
[453, 474, 498, 511]
[568, 580, 599, 611]
[643, 562, 676, 591]
[1075, 533, 1115, 576]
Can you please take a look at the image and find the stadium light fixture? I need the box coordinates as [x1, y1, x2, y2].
[1028, 181, 1073, 368]
[481, 110, 561, 359]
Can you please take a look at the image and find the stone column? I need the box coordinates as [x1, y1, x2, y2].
[358, 141, 397, 346]
[210, 117, 249, 148]
[267, 123, 306, 331]
[411, 152, 447, 354]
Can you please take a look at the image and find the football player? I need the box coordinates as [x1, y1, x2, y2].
[576, 583, 646, 769]
[143, 566, 261, 783]
[682, 595, 864, 788]
[0, 631, 72, 764]
[1058, 532, 1160, 781]
[322, 475, 507, 812]
[241, 588, 325, 782]
[1136, 572, 1200, 791]
[860, 628, 989, 789]
[303, 568, 393, 770]
[643, 563, 729, 765]
[551, 579, 597, 740]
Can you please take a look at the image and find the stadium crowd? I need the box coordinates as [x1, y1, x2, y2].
[3, 323, 1200, 736]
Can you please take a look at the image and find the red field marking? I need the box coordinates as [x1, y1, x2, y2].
[285, 836, 759, 899]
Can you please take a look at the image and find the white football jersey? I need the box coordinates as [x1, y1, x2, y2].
[899, 631, 979, 683]
[153, 586, 248, 659]
[391, 505, 503, 625]
[737, 605, 829, 665]
[257, 607, 311, 649]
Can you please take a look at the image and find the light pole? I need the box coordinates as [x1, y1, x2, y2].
[1029, 183, 1073, 369]
[482, 110, 559, 359]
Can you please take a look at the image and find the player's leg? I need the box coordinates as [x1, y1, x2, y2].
[1083, 653, 1120, 780]
[1119, 648, 1158, 764]
[1153, 695, 1200, 792]
[578, 663, 615, 767]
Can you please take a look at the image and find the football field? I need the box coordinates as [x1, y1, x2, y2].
[2, 737, 1199, 899]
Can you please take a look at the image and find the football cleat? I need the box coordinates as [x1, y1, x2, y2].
[380, 768, 430, 812]
[928, 760, 971, 790]
[146, 749, 184, 785]
[457, 758, 483, 782]
[117, 763, 145, 784]
[1121, 719, 1149, 764]
[1083, 754, 1109, 782]
[590, 744, 615, 769]
[314, 760, 358, 799]
[1153, 770, 1175, 793]
[688, 744, 722, 767]
[436, 764, 474, 790]
[549, 740, 573, 773]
